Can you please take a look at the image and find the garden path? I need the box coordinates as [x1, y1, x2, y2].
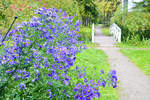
[95, 25, 150, 100]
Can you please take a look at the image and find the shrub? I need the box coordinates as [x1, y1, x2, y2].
[111, 6, 150, 41]
[0, 7, 117, 99]
[78, 26, 92, 42]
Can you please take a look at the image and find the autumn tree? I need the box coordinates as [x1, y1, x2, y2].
[97, 0, 121, 26]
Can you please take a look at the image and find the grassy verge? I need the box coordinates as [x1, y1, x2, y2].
[75, 47, 119, 100]
[117, 40, 150, 48]
[83, 42, 98, 48]
[120, 49, 150, 76]
[101, 27, 110, 36]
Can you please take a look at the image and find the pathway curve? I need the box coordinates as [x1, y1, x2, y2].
[95, 25, 150, 100]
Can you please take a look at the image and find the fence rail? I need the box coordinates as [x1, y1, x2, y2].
[110, 23, 121, 43]
[92, 23, 94, 43]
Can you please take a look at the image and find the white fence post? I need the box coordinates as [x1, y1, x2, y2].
[110, 23, 121, 43]
[92, 23, 94, 43]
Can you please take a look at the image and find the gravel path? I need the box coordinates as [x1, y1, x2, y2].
[95, 25, 150, 100]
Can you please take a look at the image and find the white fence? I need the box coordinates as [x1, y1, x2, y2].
[110, 23, 121, 43]
[92, 23, 94, 43]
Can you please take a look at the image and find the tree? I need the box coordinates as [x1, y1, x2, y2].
[97, 0, 121, 25]
[75, 0, 99, 26]
[134, 0, 150, 12]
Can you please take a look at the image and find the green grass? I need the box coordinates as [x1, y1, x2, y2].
[117, 40, 150, 48]
[120, 49, 150, 76]
[75, 48, 119, 100]
[83, 42, 98, 48]
[101, 27, 111, 36]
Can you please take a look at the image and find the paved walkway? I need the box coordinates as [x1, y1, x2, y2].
[95, 25, 150, 100]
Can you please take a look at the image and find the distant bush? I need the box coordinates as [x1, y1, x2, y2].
[111, 7, 150, 41]
[78, 26, 92, 42]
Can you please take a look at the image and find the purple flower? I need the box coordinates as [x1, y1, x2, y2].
[93, 92, 100, 98]
[74, 93, 79, 99]
[68, 62, 74, 66]
[66, 58, 72, 63]
[94, 87, 99, 92]
[58, 65, 63, 70]
[48, 89, 53, 99]
[97, 80, 101, 86]
[100, 70, 104, 74]
[23, 39, 32, 47]
[48, 82, 52, 86]
[76, 66, 79, 70]
[64, 80, 69, 85]
[61, 73, 66, 77]
[102, 80, 106, 87]
[90, 80, 95, 85]
[78, 73, 84, 78]
[6, 69, 14, 74]
[82, 89, 87, 95]
[111, 70, 117, 75]
[38, 44, 42, 48]
[59, 9, 62, 13]
[73, 83, 81, 92]
[16, 69, 22, 74]
[84, 78, 88, 83]
[79, 95, 83, 99]
[64, 76, 70, 85]
[85, 95, 92, 100]
[75, 20, 81, 27]
[113, 82, 118, 88]
[22, 71, 30, 79]
[51, 64, 56, 69]
[112, 75, 118, 82]
[53, 73, 59, 80]
[19, 83, 25, 90]
[14, 75, 21, 81]
[87, 88, 93, 95]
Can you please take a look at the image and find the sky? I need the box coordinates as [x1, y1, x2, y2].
[128, 0, 143, 10]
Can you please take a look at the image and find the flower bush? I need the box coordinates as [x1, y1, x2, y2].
[0, 7, 118, 100]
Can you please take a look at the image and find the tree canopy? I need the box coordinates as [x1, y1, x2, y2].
[134, 0, 150, 12]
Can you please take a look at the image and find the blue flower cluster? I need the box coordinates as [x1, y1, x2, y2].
[71, 66, 118, 100]
[0, 7, 118, 100]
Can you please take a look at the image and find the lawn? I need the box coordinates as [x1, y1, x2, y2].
[120, 49, 150, 76]
[101, 27, 111, 36]
[117, 40, 150, 48]
[75, 47, 119, 100]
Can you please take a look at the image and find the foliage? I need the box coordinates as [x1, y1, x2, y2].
[111, 5, 150, 42]
[0, 7, 118, 99]
[75, 0, 99, 26]
[0, 0, 80, 35]
[134, 0, 150, 12]
[79, 26, 92, 42]
[0, 0, 35, 34]
[120, 49, 150, 76]
[97, 0, 121, 26]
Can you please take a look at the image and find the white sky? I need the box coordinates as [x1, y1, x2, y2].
[128, 0, 143, 10]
